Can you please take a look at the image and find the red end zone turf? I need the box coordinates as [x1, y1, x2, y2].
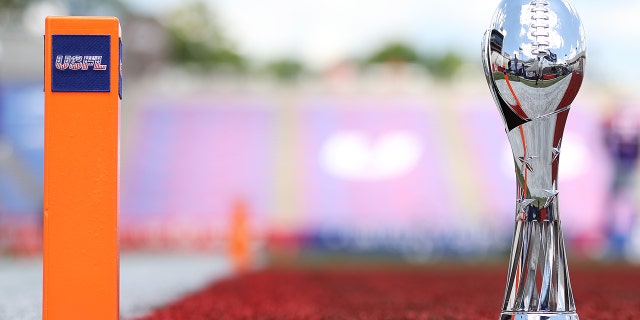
[138, 264, 640, 320]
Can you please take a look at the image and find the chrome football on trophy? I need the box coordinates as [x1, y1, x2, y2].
[482, 0, 586, 319]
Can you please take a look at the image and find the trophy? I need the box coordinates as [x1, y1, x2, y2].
[482, 0, 586, 319]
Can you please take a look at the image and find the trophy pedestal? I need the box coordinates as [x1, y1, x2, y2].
[501, 219, 577, 319]
[500, 312, 579, 320]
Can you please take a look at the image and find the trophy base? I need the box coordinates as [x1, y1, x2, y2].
[499, 312, 579, 320]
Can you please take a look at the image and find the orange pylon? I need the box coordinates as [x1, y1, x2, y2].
[230, 199, 251, 272]
[43, 16, 121, 320]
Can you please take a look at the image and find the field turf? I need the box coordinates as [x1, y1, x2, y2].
[137, 258, 640, 320]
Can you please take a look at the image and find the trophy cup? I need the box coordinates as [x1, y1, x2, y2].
[482, 0, 586, 319]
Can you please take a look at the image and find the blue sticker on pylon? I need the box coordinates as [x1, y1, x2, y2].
[51, 35, 111, 92]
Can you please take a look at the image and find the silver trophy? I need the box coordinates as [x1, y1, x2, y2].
[482, 0, 586, 319]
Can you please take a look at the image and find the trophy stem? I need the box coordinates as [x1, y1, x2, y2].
[500, 114, 578, 319]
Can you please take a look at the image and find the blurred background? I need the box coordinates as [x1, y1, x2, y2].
[1, 0, 640, 264]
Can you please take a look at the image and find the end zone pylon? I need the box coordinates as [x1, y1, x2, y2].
[43, 16, 121, 319]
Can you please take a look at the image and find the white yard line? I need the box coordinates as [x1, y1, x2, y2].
[0, 253, 233, 320]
